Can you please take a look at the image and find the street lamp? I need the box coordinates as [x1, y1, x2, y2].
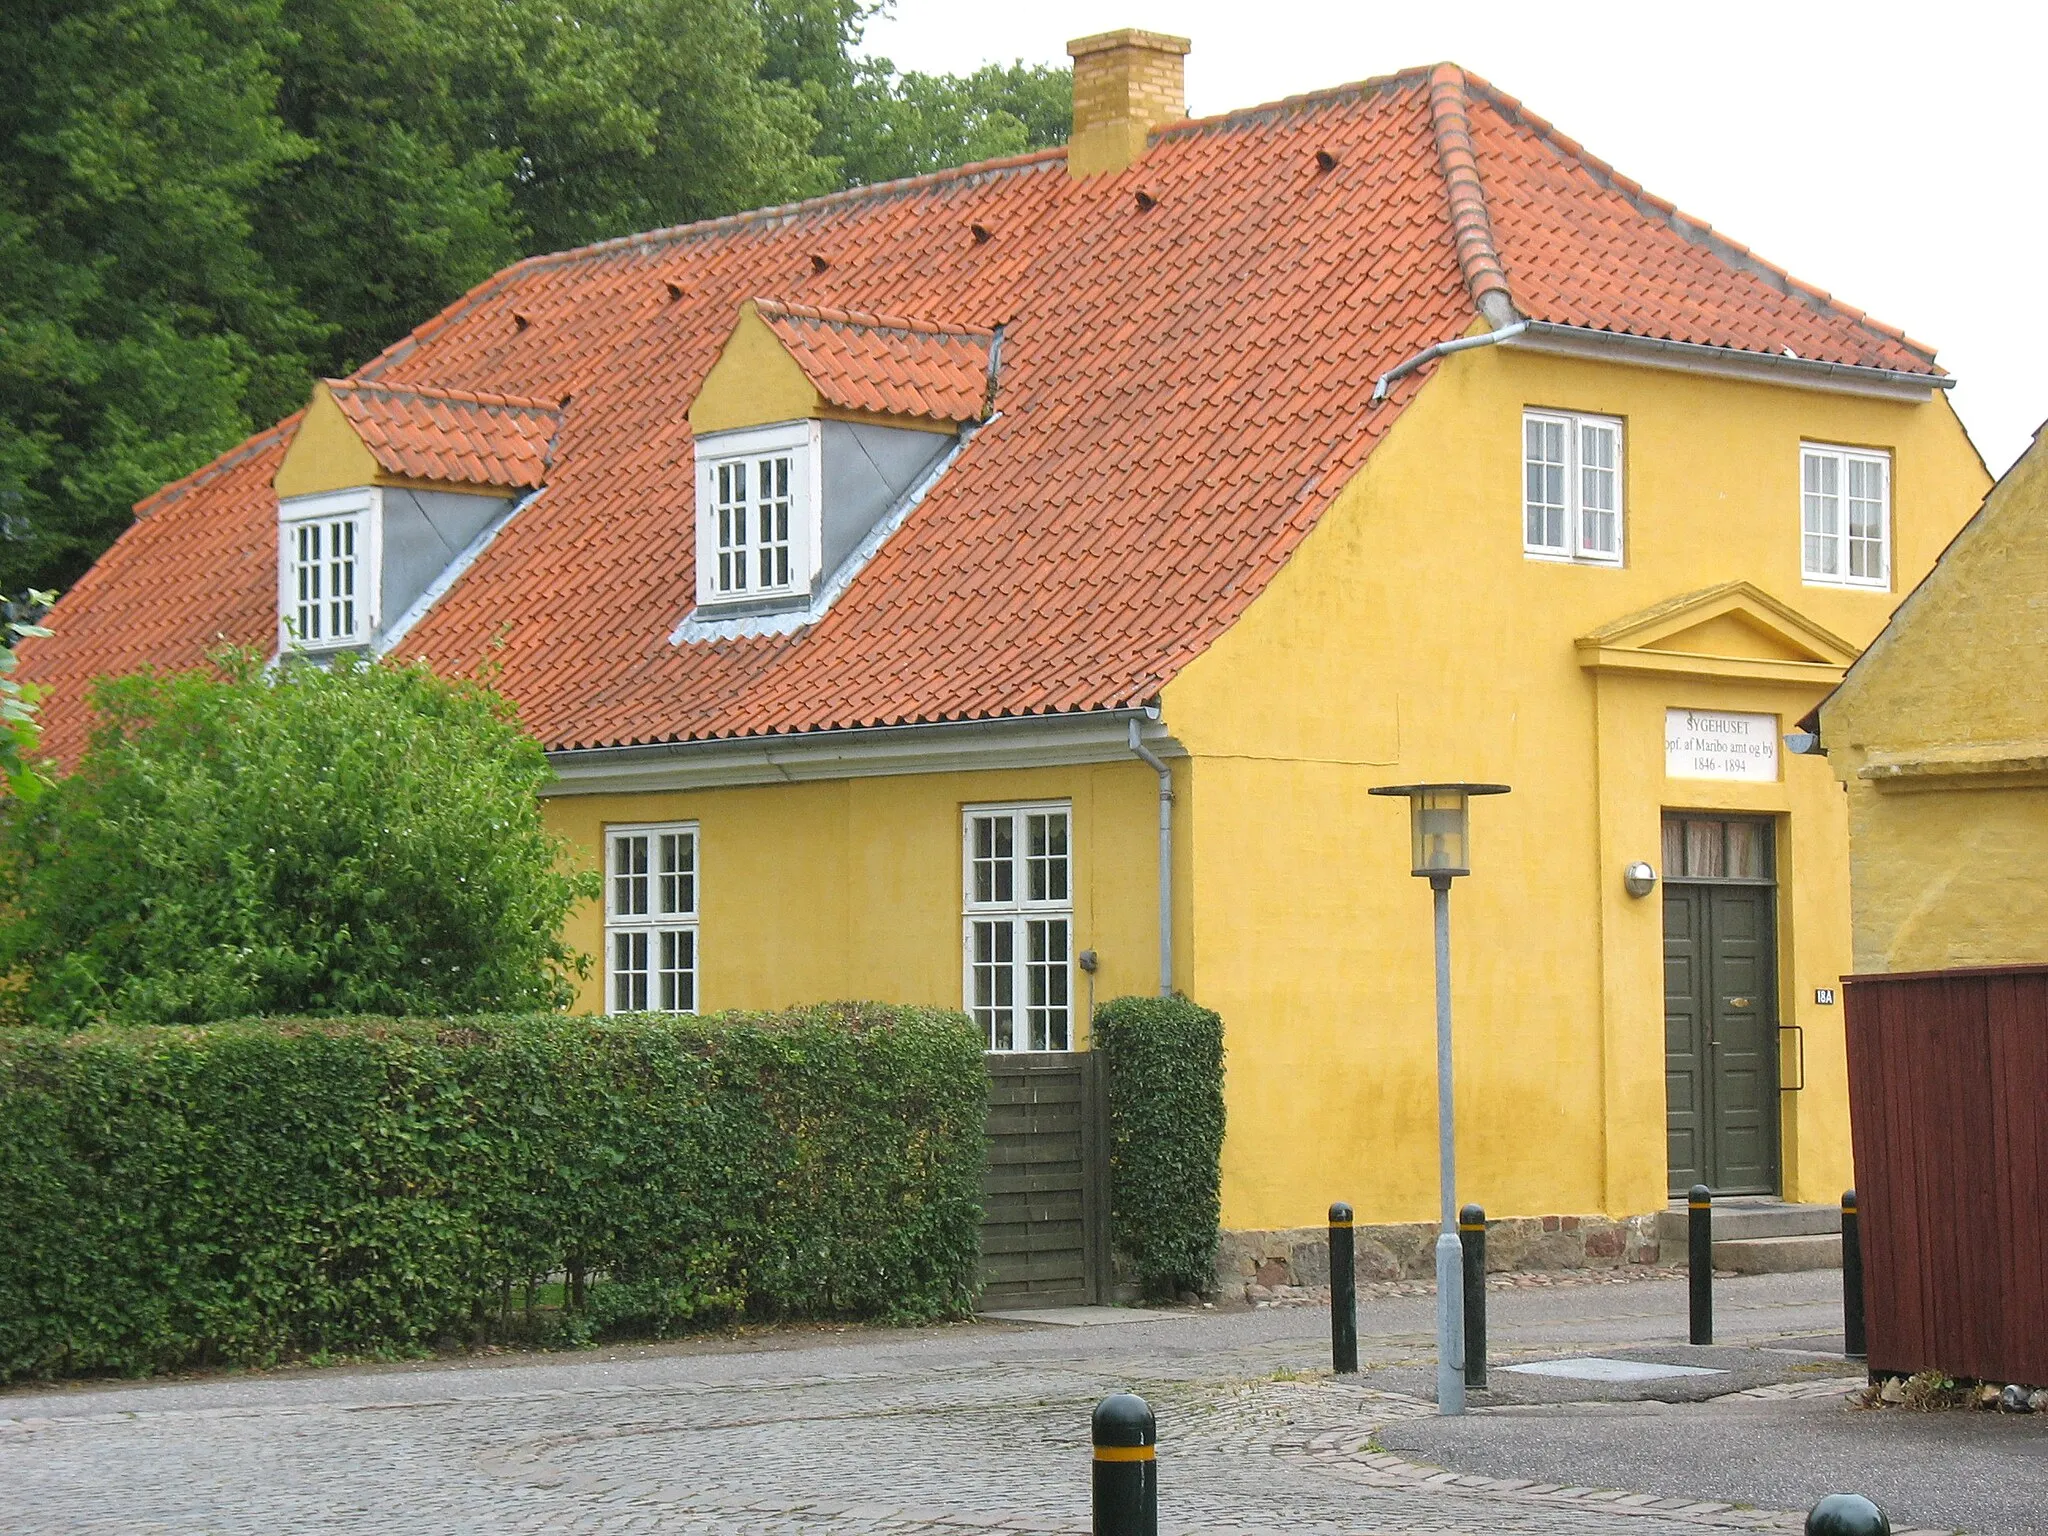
[1369, 781, 1510, 1415]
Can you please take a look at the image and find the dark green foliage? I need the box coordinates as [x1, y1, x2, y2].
[0, 1005, 988, 1381]
[0, 0, 326, 592]
[0, 652, 596, 1027]
[1093, 995, 1226, 1299]
[2, 0, 1069, 596]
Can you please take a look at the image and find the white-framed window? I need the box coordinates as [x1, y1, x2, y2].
[963, 802, 1073, 1053]
[278, 490, 375, 648]
[1523, 410, 1624, 565]
[694, 421, 819, 605]
[605, 822, 699, 1013]
[1801, 443, 1891, 589]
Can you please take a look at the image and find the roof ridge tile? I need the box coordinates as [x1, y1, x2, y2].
[327, 379, 564, 415]
[1426, 62, 1516, 323]
[754, 297, 995, 341]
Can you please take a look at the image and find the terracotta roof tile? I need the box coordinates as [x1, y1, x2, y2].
[753, 300, 997, 423]
[326, 380, 563, 490]
[25, 65, 1946, 762]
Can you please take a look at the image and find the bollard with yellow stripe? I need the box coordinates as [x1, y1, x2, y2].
[1091, 1392, 1156, 1536]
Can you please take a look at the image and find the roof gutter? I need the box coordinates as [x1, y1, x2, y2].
[1371, 319, 1952, 407]
[1506, 322, 1952, 399]
[543, 706, 1179, 796]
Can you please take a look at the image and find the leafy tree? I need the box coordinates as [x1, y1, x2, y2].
[0, 653, 598, 1028]
[0, 0, 325, 594]
[0, 595, 55, 801]
[257, 0, 832, 376]
[755, 1, 1070, 186]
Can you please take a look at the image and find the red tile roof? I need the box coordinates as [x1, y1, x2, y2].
[325, 380, 563, 491]
[752, 300, 997, 424]
[23, 64, 1945, 762]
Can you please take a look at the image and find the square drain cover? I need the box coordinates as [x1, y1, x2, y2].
[1502, 1356, 1727, 1382]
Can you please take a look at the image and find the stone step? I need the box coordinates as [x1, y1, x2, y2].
[1654, 1201, 1841, 1245]
[1709, 1232, 1843, 1274]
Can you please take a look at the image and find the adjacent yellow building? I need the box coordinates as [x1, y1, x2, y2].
[24, 30, 1994, 1300]
[1818, 425, 2048, 972]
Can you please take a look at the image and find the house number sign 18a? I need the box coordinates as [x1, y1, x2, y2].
[1665, 707, 1779, 782]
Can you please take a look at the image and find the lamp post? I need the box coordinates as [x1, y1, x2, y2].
[1369, 781, 1510, 1416]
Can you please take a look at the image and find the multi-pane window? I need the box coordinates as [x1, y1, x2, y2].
[964, 804, 1072, 1053]
[606, 823, 698, 1013]
[709, 452, 796, 597]
[1801, 444, 1890, 589]
[1523, 410, 1623, 564]
[286, 514, 362, 645]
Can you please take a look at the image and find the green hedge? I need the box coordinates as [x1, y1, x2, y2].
[1093, 995, 1225, 1299]
[0, 1005, 987, 1381]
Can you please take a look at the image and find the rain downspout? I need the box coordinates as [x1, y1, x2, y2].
[1128, 719, 1174, 996]
[1371, 320, 1530, 404]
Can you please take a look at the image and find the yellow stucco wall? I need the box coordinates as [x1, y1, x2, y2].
[1822, 428, 2048, 971]
[541, 340, 1987, 1238]
[545, 761, 1181, 1033]
[274, 384, 381, 499]
[1160, 341, 1987, 1230]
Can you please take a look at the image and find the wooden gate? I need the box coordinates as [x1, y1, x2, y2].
[1844, 963, 2048, 1384]
[979, 1052, 1111, 1308]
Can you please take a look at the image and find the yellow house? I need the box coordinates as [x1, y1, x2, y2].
[25, 31, 1990, 1300]
[1817, 425, 2048, 972]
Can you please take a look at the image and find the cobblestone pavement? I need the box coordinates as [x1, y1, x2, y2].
[0, 1272, 1922, 1536]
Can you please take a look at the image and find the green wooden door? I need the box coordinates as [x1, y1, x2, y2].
[1663, 816, 1780, 1196]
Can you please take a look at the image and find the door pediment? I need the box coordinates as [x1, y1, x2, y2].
[1575, 581, 1860, 685]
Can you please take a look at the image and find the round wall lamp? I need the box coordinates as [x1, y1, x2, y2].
[1623, 861, 1658, 898]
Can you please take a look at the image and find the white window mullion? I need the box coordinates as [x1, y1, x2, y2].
[964, 803, 1073, 1054]
[1524, 410, 1621, 566]
[605, 822, 699, 1014]
[1803, 443, 1890, 590]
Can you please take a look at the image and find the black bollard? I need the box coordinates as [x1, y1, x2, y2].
[1841, 1189, 1866, 1362]
[1091, 1392, 1157, 1536]
[1688, 1184, 1713, 1346]
[1329, 1202, 1357, 1374]
[1806, 1492, 1890, 1535]
[1459, 1203, 1486, 1389]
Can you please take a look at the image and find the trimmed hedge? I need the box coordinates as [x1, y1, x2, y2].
[1093, 995, 1225, 1299]
[0, 1005, 986, 1381]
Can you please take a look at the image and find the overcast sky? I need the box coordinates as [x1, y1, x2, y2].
[862, 0, 2045, 477]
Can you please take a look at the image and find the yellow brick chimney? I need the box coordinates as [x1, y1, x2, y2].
[1066, 28, 1190, 176]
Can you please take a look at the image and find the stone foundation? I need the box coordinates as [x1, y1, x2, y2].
[1214, 1212, 1661, 1298]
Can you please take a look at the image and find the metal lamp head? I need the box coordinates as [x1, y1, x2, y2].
[1623, 860, 1658, 898]
[1370, 782, 1511, 878]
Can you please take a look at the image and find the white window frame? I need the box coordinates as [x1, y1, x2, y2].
[604, 821, 700, 1014]
[1800, 442, 1891, 590]
[962, 801, 1074, 1054]
[693, 420, 821, 607]
[1522, 409, 1624, 566]
[277, 488, 380, 650]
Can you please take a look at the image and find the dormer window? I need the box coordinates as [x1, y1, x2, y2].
[270, 379, 562, 655]
[680, 299, 998, 634]
[696, 421, 818, 604]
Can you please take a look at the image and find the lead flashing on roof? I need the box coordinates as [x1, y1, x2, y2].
[1502, 322, 1953, 401]
[542, 708, 1181, 796]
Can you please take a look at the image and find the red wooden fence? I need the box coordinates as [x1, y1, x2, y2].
[1843, 963, 2048, 1385]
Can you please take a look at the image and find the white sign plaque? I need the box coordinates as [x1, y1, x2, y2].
[1665, 708, 1778, 781]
